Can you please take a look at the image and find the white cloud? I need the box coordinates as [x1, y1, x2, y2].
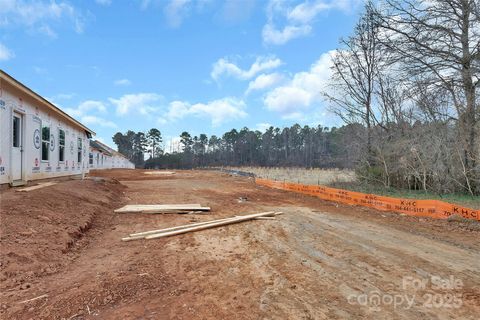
[96, 0, 112, 6]
[287, 0, 332, 24]
[211, 56, 282, 81]
[262, 23, 311, 45]
[114, 78, 131, 86]
[218, 0, 256, 24]
[255, 122, 273, 132]
[109, 93, 163, 116]
[163, 136, 183, 153]
[245, 72, 284, 94]
[64, 100, 107, 117]
[33, 66, 48, 74]
[0, 43, 14, 61]
[163, 100, 190, 121]
[164, 0, 191, 28]
[263, 51, 334, 117]
[37, 24, 57, 38]
[0, 0, 85, 36]
[54, 93, 75, 100]
[160, 97, 247, 126]
[262, 0, 357, 45]
[81, 115, 117, 128]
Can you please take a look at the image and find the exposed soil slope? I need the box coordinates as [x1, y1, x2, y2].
[0, 169, 478, 319]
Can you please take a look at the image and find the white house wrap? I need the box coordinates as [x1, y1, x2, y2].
[89, 140, 135, 170]
[0, 70, 134, 186]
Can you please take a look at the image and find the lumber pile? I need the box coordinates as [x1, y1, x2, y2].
[122, 211, 282, 241]
[16, 182, 57, 192]
[114, 204, 210, 214]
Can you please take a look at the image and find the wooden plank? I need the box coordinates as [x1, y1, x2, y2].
[144, 171, 175, 175]
[115, 208, 211, 213]
[132, 208, 210, 214]
[145, 211, 279, 240]
[16, 182, 57, 192]
[122, 212, 283, 241]
[118, 204, 202, 209]
[19, 294, 49, 304]
[123, 216, 241, 241]
[114, 204, 209, 213]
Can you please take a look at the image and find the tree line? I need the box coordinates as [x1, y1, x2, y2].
[112, 124, 357, 169]
[113, 0, 479, 196]
[323, 0, 479, 195]
[112, 128, 162, 165]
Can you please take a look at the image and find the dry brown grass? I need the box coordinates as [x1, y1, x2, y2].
[226, 166, 356, 186]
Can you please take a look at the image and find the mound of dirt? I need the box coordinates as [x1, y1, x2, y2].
[0, 178, 125, 292]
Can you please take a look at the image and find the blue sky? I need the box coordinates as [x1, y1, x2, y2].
[0, 0, 363, 150]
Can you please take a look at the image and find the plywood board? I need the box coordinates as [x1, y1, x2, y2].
[115, 204, 210, 213]
[15, 182, 57, 192]
[144, 171, 176, 175]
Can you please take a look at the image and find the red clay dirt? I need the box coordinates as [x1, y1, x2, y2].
[0, 169, 479, 319]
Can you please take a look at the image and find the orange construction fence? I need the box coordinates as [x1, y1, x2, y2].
[255, 178, 479, 221]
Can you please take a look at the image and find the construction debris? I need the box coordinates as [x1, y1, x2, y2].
[122, 211, 282, 241]
[114, 204, 210, 214]
[19, 294, 49, 304]
[144, 171, 175, 175]
[15, 182, 57, 192]
[237, 197, 248, 203]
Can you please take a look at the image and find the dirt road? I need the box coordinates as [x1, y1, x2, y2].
[1, 169, 479, 319]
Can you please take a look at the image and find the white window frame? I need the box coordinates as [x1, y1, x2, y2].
[58, 128, 65, 163]
[77, 137, 82, 163]
[41, 123, 50, 162]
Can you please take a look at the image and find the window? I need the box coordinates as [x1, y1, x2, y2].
[96, 153, 99, 165]
[89, 153, 93, 165]
[42, 125, 50, 161]
[59, 129, 65, 162]
[77, 138, 82, 163]
[13, 116, 20, 147]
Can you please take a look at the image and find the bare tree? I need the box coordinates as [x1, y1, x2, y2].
[325, 1, 386, 165]
[376, 0, 480, 194]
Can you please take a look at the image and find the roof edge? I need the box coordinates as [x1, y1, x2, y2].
[93, 140, 133, 163]
[0, 69, 96, 135]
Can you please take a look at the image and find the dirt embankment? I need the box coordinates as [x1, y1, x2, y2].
[0, 178, 125, 316]
[1, 169, 479, 319]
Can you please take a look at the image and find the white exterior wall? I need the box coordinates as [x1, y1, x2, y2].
[88, 148, 103, 169]
[88, 147, 135, 170]
[0, 82, 90, 184]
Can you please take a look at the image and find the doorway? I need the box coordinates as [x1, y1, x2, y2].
[12, 111, 24, 181]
